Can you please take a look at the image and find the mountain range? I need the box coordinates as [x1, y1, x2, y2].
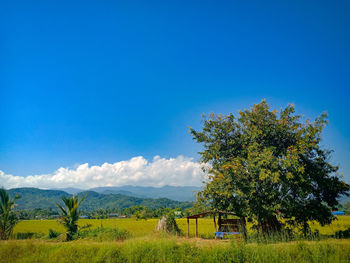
[7, 186, 349, 212]
[7, 186, 198, 211]
[54, 185, 201, 202]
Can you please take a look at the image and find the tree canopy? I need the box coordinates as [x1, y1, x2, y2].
[190, 100, 349, 235]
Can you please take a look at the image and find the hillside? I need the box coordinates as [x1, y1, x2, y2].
[90, 185, 201, 201]
[50, 185, 200, 201]
[8, 188, 192, 211]
[8, 188, 70, 210]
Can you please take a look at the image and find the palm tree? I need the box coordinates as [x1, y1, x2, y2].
[0, 188, 20, 240]
[56, 195, 86, 241]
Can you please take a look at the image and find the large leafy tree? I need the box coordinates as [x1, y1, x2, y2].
[56, 195, 86, 241]
[190, 101, 349, 235]
[0, 188, 20, 240]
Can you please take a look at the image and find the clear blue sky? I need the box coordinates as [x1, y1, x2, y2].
[1, 0, 350, 182]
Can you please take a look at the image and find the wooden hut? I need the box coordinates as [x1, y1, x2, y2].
[186, 211, 246, 239]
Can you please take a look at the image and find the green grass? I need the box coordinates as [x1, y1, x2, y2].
[1, 238, 349, 263]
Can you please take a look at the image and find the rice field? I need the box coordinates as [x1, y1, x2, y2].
[14, 218, 159, 237]
[13, 216, 350, 238]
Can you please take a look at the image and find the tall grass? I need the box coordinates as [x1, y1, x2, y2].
[0, 238, 349, 263]
[78, 227, 130, 241]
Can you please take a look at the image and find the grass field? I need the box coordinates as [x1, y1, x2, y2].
[13, 216, 350, 238]
[3, 216, 350, 262]
[1, 238, 350, 263]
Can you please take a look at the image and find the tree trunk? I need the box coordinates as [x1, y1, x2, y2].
[259, 215, 282, 236]
[302, 221, 310, 237]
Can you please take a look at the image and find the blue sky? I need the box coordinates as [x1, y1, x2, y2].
[1, 0, 350, 187]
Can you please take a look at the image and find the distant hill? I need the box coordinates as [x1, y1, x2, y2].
[8, 188, 70, 210]
[8, 188, 192, 211]
[89, 185, 201, 202]
[51, 187, 83, 195]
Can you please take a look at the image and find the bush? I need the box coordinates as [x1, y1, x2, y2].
[78, 227, 130, 241]
[48, 229, 61, 239]
[14, 232, 43, 240]
[165, 212, 181, 235]
[335, 227, 350, 238]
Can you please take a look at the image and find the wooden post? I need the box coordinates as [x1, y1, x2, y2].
[195, 218, 198, 238]
[213, 214, 217, 232]
[187, 218, 189, 238]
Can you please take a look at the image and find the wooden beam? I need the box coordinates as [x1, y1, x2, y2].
[187, 218, 189, 238]
[196, 218, 198, 238]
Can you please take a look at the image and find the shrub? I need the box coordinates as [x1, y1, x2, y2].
[78, 227, 130, 241]
[165, 212, 181, 235]
[15, 232, 43, 239]
[48, 229, 61, 239]
[335, 227, 350, 238]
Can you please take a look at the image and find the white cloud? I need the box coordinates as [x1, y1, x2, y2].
[0, 156, 207, 189]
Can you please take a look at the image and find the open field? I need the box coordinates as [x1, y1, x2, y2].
[1, 238, 350, 263]
[2, 216, 349, 262]
[13, 216, 350, 238]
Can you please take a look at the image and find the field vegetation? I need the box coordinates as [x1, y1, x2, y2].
[1, 238, 350, 263]
[12, 216, 350, 239]
[4, 216, 350, 262]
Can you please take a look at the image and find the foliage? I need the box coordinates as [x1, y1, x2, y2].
[15, 208, 60, 220]
[126, 205, 148, 220]
[335, 227, 350, 239]
[56, 195, 86, 241]
[0, 188, 21, 240]
[190, 100, 350, 235]
[48, 229, 61, 239]
[165, 212, 181, 235]
[344, 202, 350, 215]
[78, 227, 130, 241]
[183, 201, 209, 217]
[14, 232, 43, 240]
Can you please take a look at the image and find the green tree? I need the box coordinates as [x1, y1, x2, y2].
[190, 100, 349, 235]
[56, 195, 86, 241]
[0, 188, 20, 240]
[344, 202, 350, 215]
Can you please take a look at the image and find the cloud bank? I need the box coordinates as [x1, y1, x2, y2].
[0, 156, 206, 189]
